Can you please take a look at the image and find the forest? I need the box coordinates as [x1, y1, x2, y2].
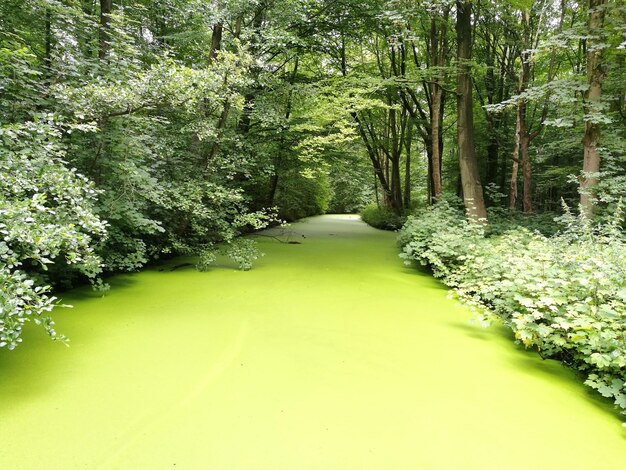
[1, 0, 625, 431]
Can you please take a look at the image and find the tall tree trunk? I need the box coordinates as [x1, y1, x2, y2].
[44, 7, 52, 75]
[426, 140, 434, 203]
[510, 10, 533, 213]
[352, 113, 394, 205]
[390, 155, 402, 213]
[510, 109, 521, 210]
[205, 21, 228, 168]
[388, 107, 404, 213]
[209, 22, 223, 63]
[456, 0, 487, 222]
[580, 0, 607, 216]
[430, 87, 443, 202]
[267, 57, 299, 206]
[484, 34, 499, 187]
[429, 13, 446, 203]
[404, 121, 413, 208]
[340, 33, 347, 77]
[520, 11, 533, 214]
[520, 129, 532, 213]
[267, 173, 279, 207]
[99, 0, 112, 61]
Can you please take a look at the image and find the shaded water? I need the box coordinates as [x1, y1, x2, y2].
[1, 215, 624, 469]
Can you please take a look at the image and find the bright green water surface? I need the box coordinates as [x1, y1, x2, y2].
[1, 215, 624, 469]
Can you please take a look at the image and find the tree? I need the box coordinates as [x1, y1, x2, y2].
[427, 5, 451, 203]
[580, 0, 608, 216]
[456, 0, 487, 222]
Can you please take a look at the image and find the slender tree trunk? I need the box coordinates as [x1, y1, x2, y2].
[520, 11, 533, 214]
[456, 0, 487, 222]
[267, 57, 299, 206]
[510, 109, 521, 210]
[340, 33, 347, 77]
[388, 107, 404, 213]
[205, 21, 228, 168]
[521, 129, 532, 213]
[510, 10, 533, 213]
[431, 87, 443, 202]
[99, 0, 112, 61]
[486, 128, 499, 188]
[425, 7, 449, 203]
[429, 14, 445, 202]
[580, 0, 607, 216]
[374, 172, 380, 207]
[404, 122, 413, 208]
[424, 134, 434, 203]
[44, 7, 52, 74]
[352, 113, 394, 203]
[267, 173, 279, 206]
[390, 156, 402, 213]
[484, 35, 499, 187]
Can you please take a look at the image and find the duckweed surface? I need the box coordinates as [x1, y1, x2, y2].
[1, 215, 624, 469]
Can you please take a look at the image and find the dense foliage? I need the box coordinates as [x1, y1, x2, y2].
[399, 202, 626, 417]
[0, 120, 107, 348]
[360, 205, 406, 230]
[0, 0, 370, 346]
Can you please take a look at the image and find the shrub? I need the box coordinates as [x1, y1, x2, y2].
[398, 200, 484, 277]
[196, 238, 263, 272]
[398, 202, 626, 418]
[360, 204, 405, 230]
[0, 121, 107, 348]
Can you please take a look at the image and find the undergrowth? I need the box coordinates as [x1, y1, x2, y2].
[360, 204, 405, 230]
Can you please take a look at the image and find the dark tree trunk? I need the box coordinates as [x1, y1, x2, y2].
[209, 22, 223, 63]
[521, 128, 532, 213]
[404, 121, 413, 209]
[428, 12, 447, 202]
[266, 57, 299, 207]
[267, 172, 279, 207]
[44, 7, 52, 74]
[510, 105, 521, 210]
[99, 0, 112, 61]
[430, 87, 443, 202]
[205, 21, 228, 168]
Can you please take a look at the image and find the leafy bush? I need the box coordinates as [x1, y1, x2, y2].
[399, 202, 626, 418]
[398, 201, 483, 277]
[196, 238, 263, 272]
[0, 121, 107, 348]
[224, 239, 264, 271]
[360, 204, 405, 230]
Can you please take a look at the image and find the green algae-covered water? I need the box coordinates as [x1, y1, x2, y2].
[1, 215, 624, 469]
